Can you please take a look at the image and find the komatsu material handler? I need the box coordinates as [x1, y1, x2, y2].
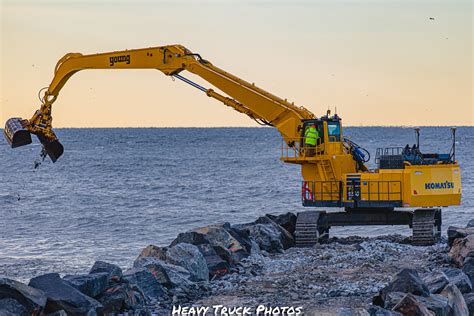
[4, 45, 462, 245]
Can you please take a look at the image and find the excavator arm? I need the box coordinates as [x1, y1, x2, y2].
[4, 44, 314, 161]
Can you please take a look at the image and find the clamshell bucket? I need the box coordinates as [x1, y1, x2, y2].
[4, 117, 64, 162]
[4, 118, 32, 148]
[36, 133, 64, 163]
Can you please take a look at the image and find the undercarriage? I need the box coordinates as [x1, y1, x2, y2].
[295, 208, 442, 247]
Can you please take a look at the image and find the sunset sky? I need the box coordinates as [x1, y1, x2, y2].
[1, 0, 472, 127]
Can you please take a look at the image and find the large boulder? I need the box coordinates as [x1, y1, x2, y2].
[463, 293, 474, 315]
[233, 216, 295, 253]
[134, 256, 193, 289]
[449, 235, 474, 267]
[382, 291, 448, 315]
[366, 305, 402, 315]
[447, 226, 474, 247]
[440, 283, 469, 316]
[462, 256, 474, 287]
[392, 294, 433, 316]
[254, 215, 295, 250]
[442, 268, 472, 294]
[165, 243, 209, 282]
[381, 292, 405, 310]
[246, 223, 285, 253]
[378, 269, 430, 304]
[0, 298, 28, 316]
[171, 223, 250, 265]
[416, 294, 449, 316]
[135, 244, 167, 262]
[195, 243, 230, 277]
[0, 277, 47, 315]
[89, 261, 123, 283]
[95, 282, 146, 314]
[63, 273, 109, 298]
[423, 271, 449, 294]
[266, 212, 297, 234]
[29, 273, 102, 315]
[122, 267, 166, 300]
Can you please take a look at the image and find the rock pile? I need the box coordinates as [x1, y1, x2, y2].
[3, 213, 474, 315]
[0, 214, 295, 315]
[370, 222, 474, 315]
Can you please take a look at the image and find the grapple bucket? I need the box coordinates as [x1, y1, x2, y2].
[36, 134, 64, 163]
[4, 117, 64, 162]
[4, 118, 32, 148]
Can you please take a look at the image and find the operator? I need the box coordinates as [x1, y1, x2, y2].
[304, 124, 319, 156]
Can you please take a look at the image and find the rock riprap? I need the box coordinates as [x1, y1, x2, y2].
[3, 213, 474, 315]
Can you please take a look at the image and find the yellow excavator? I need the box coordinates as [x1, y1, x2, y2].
[4, 45, 462, 245]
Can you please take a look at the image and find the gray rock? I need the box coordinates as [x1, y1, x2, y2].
[448, 226, 474, 247]
[424, 271, 449, 294]
[467, 220, 474, 228]
[416, 294, 449, 316]
[135, 244, 167, 262]
[443, 268, 473, 294]
[0, 277, 47, 314]
[266, 212, 297, 234]
[233, 215, 295, 253]
[463, 293, 474, 316]
[122, 267, 166, 299]
[170, 231, 209, 247]
[165, 243, 209, 282]
[379, 269, 430, 304]
[89, 261, 122, 282]
[366, 306, 402, 316]
[224, 223, 253, 254]
[0, 298, 28, 316]
[382, 292, 405, 310]
[247, 223, 285, 253]
[336, 308, 370, 315]
[45, 310, 68, 316]
[29, 273, 102, 315]
[134, 257, 192, 289]
[441, 283, 469, 316]
[254, 215, 295, 250]
[195, 243, 230, 277]
[171, 223, 250, 265]
[63, 273, 109, 298]
[392, 293, 433, 316]
[95, 282, 146, 314]
[462, 257, 474, 286]
[450, 235, 474, 267]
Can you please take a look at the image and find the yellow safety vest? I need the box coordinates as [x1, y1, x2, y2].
[305, 127, 319, 146]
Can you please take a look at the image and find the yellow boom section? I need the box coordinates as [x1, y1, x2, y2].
[30, 45, 314, 143]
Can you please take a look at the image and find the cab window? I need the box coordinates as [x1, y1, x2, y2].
[327, 122, 341, 141]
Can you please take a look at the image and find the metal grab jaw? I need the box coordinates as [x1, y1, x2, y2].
[4, 117, 64, 162]
[4, 118, 32, 148]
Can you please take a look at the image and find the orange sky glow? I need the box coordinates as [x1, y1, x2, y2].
[1, 0, 472, 127]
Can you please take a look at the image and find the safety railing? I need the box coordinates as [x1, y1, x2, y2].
[302, 180, 343, 207]
[347, 180, 402, 208]
[281, 138, 325, 161]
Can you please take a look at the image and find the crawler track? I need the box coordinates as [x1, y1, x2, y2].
[412, 208, 441, 246]
[295, 211, 322, 247]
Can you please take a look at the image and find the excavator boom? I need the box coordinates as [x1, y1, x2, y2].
[4, 44, 314, 162]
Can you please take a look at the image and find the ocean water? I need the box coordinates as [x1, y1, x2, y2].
[0, 127, 472, 281]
